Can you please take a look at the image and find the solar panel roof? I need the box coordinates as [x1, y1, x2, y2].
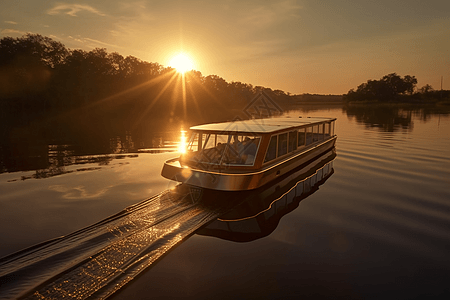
[189, 117, 336, 133]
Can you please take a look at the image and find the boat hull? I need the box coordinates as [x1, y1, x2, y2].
[161, 136, 336, 191]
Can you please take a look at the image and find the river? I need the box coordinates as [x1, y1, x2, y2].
[1, 104, 449, 299]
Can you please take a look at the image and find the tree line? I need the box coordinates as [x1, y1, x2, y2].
[4, 33, 445, 157]
[0, 34, 303, 154]
[344, 73, 449, 102]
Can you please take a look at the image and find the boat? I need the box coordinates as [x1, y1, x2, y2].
[161, 117, 337, 191]
[196, 148, 336, 242]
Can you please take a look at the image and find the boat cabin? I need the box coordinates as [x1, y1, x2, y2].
[180, 117, 336, 172]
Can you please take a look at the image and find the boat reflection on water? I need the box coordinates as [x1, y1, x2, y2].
[193, 147, 336, 242]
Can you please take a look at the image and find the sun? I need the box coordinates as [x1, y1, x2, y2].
[168, 53, 194, 74]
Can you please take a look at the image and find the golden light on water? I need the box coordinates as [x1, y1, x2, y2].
[168, 53, 194, 74]
[178, 130, 187, 153]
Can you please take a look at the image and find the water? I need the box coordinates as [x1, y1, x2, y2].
[1, 105, 450, 299]
[0, 188, 224, 299]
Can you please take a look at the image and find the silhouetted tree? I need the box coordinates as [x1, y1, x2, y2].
[344, 73, 418, 102]
[1, 33, 306, 157]
[419, 84, 433, 94]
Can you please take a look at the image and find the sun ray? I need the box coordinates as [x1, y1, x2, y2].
[181, 73, 187, 119]
[131, 70, 179, 130]
[184, 73, 204, 120]
[40, 70, 175, 126]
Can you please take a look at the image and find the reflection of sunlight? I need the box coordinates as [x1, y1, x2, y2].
[178, 130, 187, 153]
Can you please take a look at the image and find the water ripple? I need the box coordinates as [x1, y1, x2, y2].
[0, 189, 221, 300]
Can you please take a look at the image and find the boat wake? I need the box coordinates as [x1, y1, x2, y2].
[0, 187, 222, 300]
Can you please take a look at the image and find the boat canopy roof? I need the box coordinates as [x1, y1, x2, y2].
[189, 117, 336, 134]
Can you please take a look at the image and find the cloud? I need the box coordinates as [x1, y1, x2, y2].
[84, 38, 121, 49]
[65, 35, 122, 50]
[1, 28, 27, 35]
[68, 35, 84, 43]
[4, 21, 18, 25]
[47, 3, 106, 17]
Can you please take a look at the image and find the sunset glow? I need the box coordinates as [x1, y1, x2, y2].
[2, 1, 450, 299]
[169, 53, 194, 74]
[1, 1, 449, 94]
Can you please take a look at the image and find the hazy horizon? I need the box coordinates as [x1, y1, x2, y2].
[1, 0, 449, 95]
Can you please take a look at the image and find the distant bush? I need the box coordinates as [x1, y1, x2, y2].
[344, 73, 418, 102]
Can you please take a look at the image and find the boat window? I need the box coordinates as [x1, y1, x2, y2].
[318, 124, 324, 141]
[288, 130, 297, 152]
[222, 135, 261, 165]
[277, 133, 288, 157]
[264, 135, 277, 163]
[324, 123, 331, 138]
[242, 137, 260, 165]
[312, 125, 319, 142]
[331, 121, 335, 136]
[187, 133, 199, 152]
[203, 134, 213, 149]
[298, 128, 306, 147]
[188, 133, 222, 150]
[306, 126, 313, 145]
[188, 132, 261, 166]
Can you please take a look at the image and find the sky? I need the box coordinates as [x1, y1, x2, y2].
[1, 0, 449, 94]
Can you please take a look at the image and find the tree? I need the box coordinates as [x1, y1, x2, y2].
[419, 84, 433, 94]
[0, 34, 69, 101]
[204, 75, 228, 92]
[402, 75, 418, 95]
[344, 73, 418, 102]
[1, 33, 302, 156]
[0, 33, 68, 68]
